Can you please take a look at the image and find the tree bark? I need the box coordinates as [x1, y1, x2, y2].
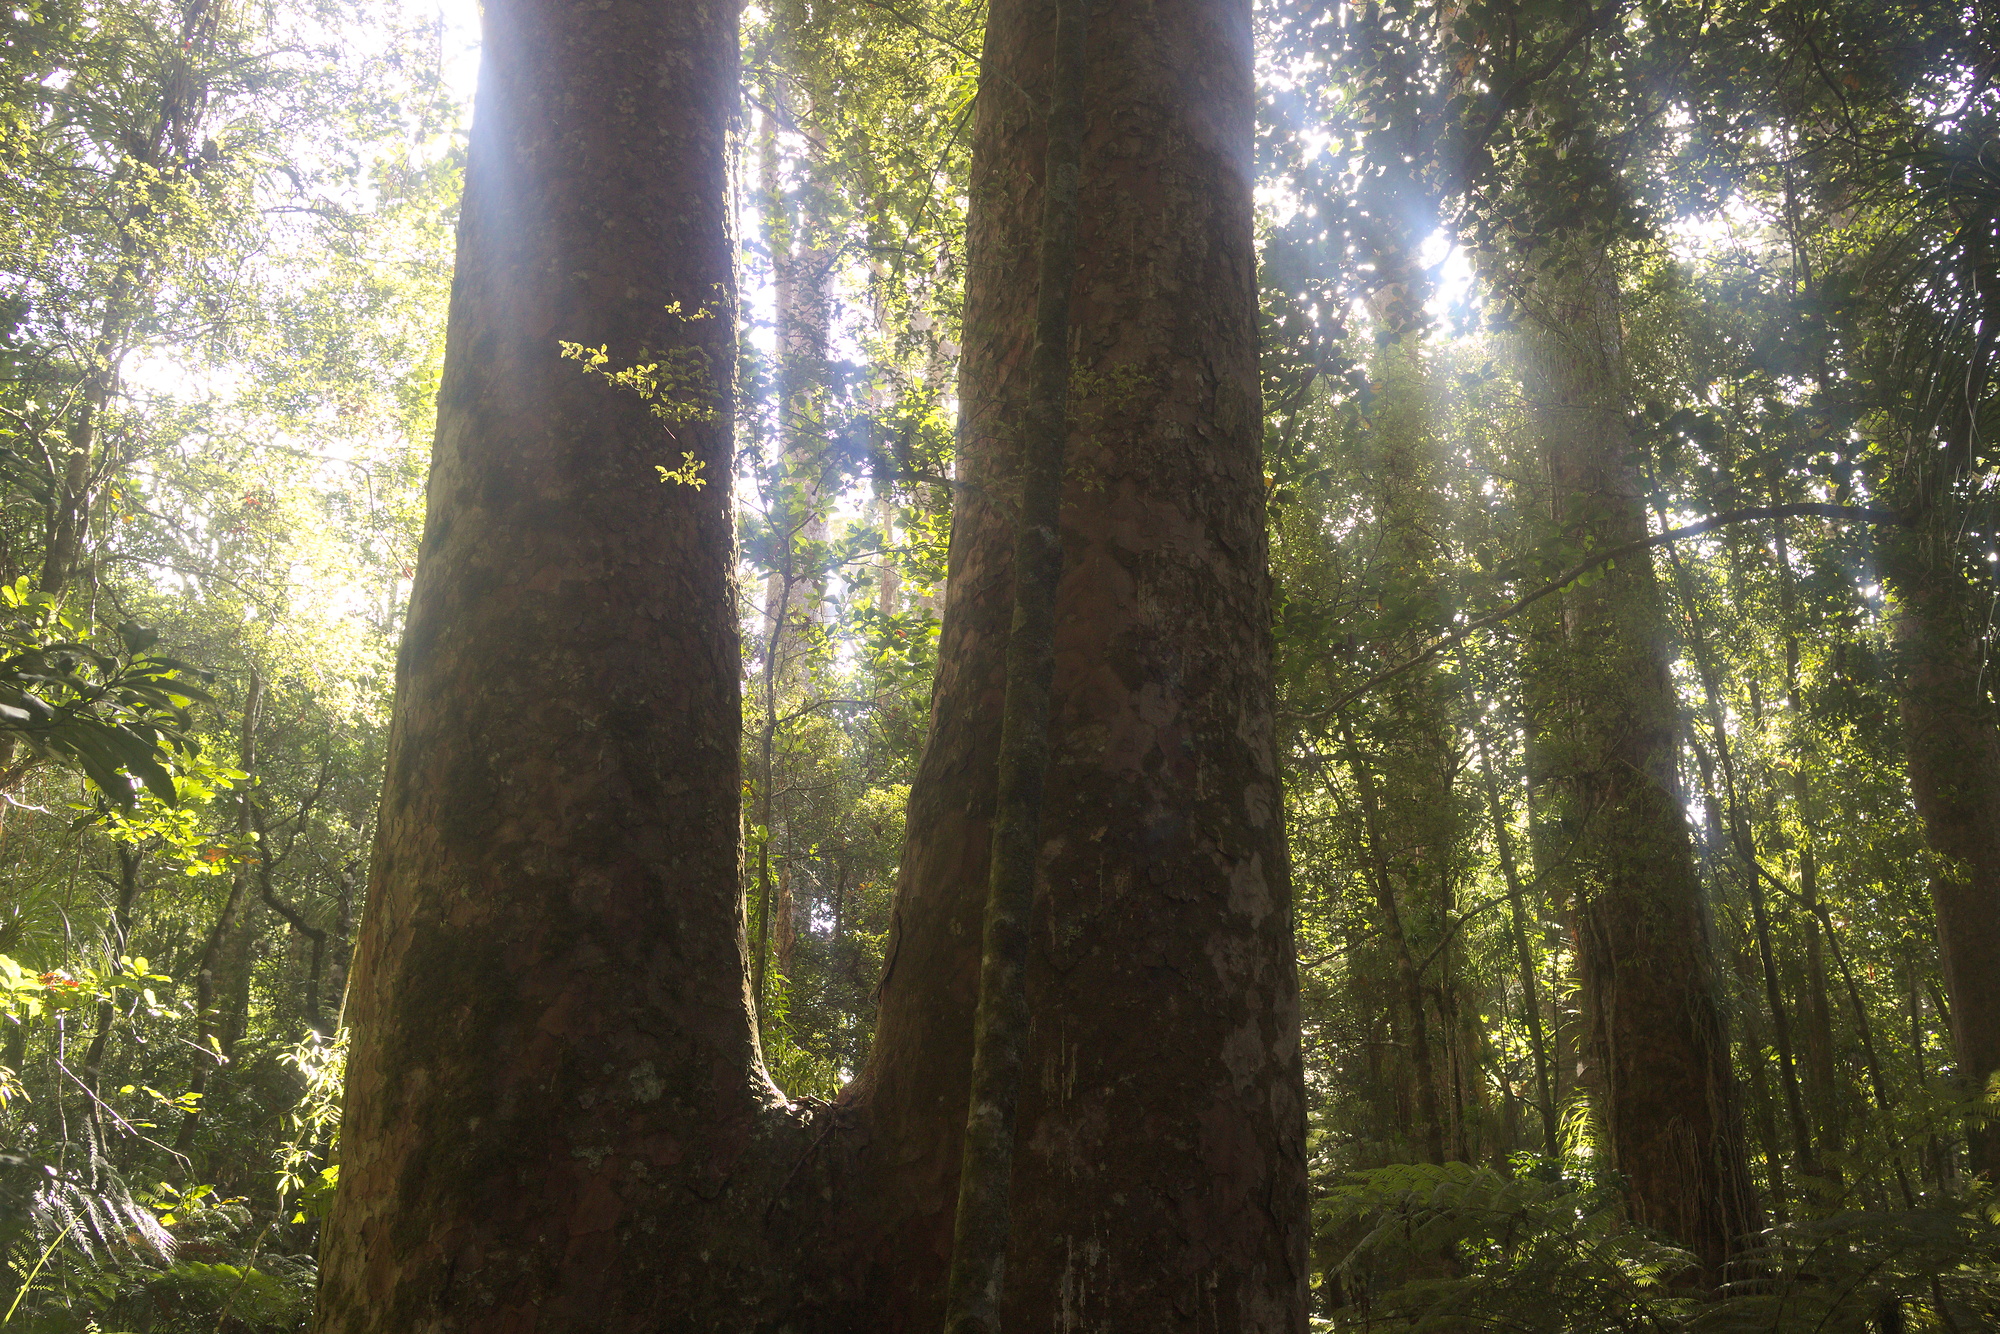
[1515, 242, 1757, 1282]
[1884, 536, 2000, 1181]
[839, 0, 1306, 1321]
[940, 0, 1086, 1321]
[308, 0, 809, 1328]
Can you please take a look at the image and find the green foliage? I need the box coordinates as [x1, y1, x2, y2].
[1699, 1205, 2000, 1332]
[0, 584, 213, 807]
[1324, 1160, 1698, 1329]
[271, 1031, 343, 1224]
[559, 328, 720, 433]
[0, 951, 172, 1024]
[2, 0, 1997, 1326]
[1320, 1161, 2000, 1332]
[0, 0, 456, 1328]
[119, 1258, 313, 1334]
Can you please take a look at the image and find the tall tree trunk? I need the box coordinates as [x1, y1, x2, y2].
[1344, 722, 1447, 1165]
[841, 0, 1306, 1320]
[875, 495, 903, 617]
[1767, 515, 1848, 1168]
[308, 0, 806, 1328]
[1474, 724, 1557, 1160]
[1884, 536, 2000, 1181]
[1784, 643, 1847, 1170]
[1663, 538, 1818, 1183]
[1808, 885, 1919, 1207]
[174, 670, 262, 1155]
[941, 0, 1085, 1316]
[1341, 340, 1463, 1165]
[1731, 942, 1790, 1220]
[1515, 243, 1757, 1281]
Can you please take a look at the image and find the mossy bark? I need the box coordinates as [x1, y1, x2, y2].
[1515, 243, 1757, 1282]
[941, 0, 1086, 1325]
[839, 0, 1307, 1322]
[309, 1, 813, 1329]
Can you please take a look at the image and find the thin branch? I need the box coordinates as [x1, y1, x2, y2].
[51, 1055, 189, 1166]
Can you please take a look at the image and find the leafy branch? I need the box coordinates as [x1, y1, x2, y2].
[1322, 504, 1904, 715]
[0, 579, 214, 807]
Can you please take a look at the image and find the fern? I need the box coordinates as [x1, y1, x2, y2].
[1319, 1160, 2000, 1333]
[1694, 1206, 2000, 1333]
[1323, 1160, 1696, 1330]
[27, 1138, 175, 1265]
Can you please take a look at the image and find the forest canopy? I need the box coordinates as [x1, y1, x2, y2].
[0, 0, 1995, 1330]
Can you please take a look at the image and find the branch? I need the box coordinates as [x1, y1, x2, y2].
[1459, 0, 1627, 186]
[1321, 503, 1903, 715]
[853, 0, 990, 75]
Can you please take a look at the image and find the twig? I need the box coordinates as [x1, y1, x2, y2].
[50, 1055, 188, 1166]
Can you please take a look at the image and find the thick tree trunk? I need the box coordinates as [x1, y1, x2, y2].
[309, 1, 809, 1329]
[941, 0, 1086, 1319]
[1885, 537, 2000, 1181]
[839, 0, 1307, 1322]
[1515, 243, 1756, 1282]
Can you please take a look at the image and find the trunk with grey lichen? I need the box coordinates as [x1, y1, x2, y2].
[1514, 243, 1757, 1283]
[309, 0, 813, 1329]
[831, 0, 1307, 1322]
